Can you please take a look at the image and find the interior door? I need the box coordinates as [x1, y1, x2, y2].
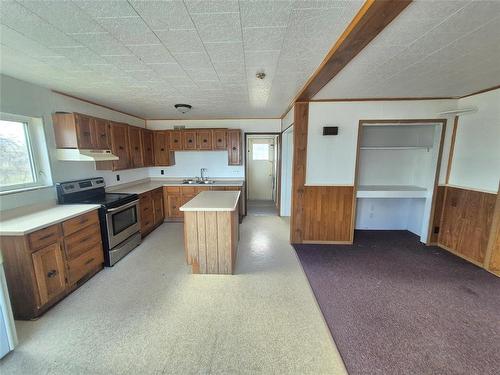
[248, 137, 275, 201]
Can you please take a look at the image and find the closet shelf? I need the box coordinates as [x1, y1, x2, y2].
[356, 185, 427, 199]
[359, 146, 431, 150]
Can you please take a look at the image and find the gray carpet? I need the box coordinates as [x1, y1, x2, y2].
[295, 230, 500, 375]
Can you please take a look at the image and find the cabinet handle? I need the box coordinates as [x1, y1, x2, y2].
[119, 146, 124, 150]
[174, 139, 178, 143]
[218, 139, 222, 142]
[47, 270, 57, 278]
[161, 148, 165, 151]
[135, 147, 139, 150]
[83, 131, 91, 136]
[100, 133, 106, 138]
[84, 258, 94, 265]
[39, 233, 54, 241]
[188, 139, 193, 143]
[80, 236, 91, 243]
[203, 139, 207, 143]
[232, 147, 237, 150]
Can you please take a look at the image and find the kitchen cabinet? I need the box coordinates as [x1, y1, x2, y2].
[213, 129, 227, 150]
[227, 129, 242, 165]
[152, 188, 164, 226]
[128, 126, 144, 168]
[142, 129, 155, 167]
[154, 131, 175, 166]
[139, 188, 165, 237]
[166, 194, 183, 219]
[169, 130, 183, 150]
[110, 122, 131, 170]
[0, 209, 103, 320]
[32, 243, 67, 306]
[197, 130, 213, 150]
[182, 131, 197, 150]
[53, 112, 110, 150]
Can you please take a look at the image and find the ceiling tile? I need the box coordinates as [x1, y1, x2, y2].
[205, 41, 244, 62]
[185, 0, 239, 14]
[130, 0, 194, 30]
[243, 26, 287, 51]
[173, 52, 214, 70]
[191, 12, 241, 43]
[126, 44, 176, 64]
[73, 1, 138, 18]
[240, 0, 292, 28]
[155, 29, 204, 53]
[96, 17, 158, 45]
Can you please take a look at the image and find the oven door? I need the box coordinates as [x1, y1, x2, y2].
[105, 200, 140, 249]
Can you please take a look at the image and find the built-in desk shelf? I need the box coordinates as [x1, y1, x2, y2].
[360, 146, 431, 151]
[356, 185, 427, 198]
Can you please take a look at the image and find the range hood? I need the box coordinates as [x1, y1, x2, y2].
[56, 149, 119, 162]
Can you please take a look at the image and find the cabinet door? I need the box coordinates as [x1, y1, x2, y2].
[227, 129, 242, 165]
[139, 192, 154, 234]
[128, 126, 144, 168]
[142, 129, 154, 166]
[154, 131, 171, 166]
[213, 129, 227, 150]
[75, 114, 94, 149]
[197, 130, 212, 150]
[183, 131, 197, 150]
[93, 118, 110, 149]
[152, 189, 164, 224]
[169, 130, 183, 150]
[32, 243, 66, 306]
[110, 122, 130, 170]
[167, 194, 183, 218]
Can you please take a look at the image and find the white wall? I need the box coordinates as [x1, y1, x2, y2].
[280, 126, 294, 216]
[281, 106, 294, 132]
[305, 100, 457, 185]
[0, 74, 147, 211]
[450, 89, 500, 193]
[147, 118, 281, 179]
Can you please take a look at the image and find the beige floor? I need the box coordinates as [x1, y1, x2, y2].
[0, 216, 347, 375]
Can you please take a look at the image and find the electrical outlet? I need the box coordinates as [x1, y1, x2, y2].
[116, 174, 120, 181]
[161, 169, 164, 175]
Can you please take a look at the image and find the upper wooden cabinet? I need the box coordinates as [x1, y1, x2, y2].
[227, 129, 242, 165]
[169, 130, 183, 150]
[128, 126, 144, 168]
[183, 130, 198, 150]
[154, 131, 175, 166]
[53, 113, 110, 150]
[142, 129, 154, 167]
[213, 129, 227, 150]
[197, 130, 213, 150]
[110, 122, 130, 170]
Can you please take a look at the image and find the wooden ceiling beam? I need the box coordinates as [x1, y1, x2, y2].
[295, 0, 412, 102]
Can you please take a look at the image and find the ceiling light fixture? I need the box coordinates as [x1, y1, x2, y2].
[256, 71, 266, 80]
[174, 104, 192, 114]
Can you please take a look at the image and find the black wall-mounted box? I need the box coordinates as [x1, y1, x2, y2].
[323, 126, 338, 135]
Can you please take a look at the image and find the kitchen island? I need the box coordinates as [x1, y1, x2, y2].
[180, 191, 240, 274]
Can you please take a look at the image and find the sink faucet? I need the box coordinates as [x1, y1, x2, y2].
[200, 168, 208, 181]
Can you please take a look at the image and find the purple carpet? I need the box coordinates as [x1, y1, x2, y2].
[294, 230, 500, 375]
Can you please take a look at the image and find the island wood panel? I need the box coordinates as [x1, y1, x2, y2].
[184, 210, 238, 274]
[485, 187, 500, 275]
[438, 186, 496, 265]
[429, 185, 446, 244]
[302, 186, 354, 243]
[290, 102, 309, 243]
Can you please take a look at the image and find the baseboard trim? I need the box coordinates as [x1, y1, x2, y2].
[437, 243, 484, 268]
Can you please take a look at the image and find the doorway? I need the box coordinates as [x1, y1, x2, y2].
[245, 134, 279, 216]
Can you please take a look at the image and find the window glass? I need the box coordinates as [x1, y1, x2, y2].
[0, 120, 36, 190]
[252, 143, 269, 161]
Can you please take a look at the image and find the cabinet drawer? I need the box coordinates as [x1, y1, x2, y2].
[67, 245, 104, 285]
[165, 186, 181, 194]
[141, 211, 155, 231]
[28, 224, 61, 251]
[182, 186, 196, 195]
[62, 210, 99, 236]
[64, 224, 101, 261]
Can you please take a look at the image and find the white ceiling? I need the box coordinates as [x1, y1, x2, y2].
[315, 0, 500, 99]
[0, 0, 363, 119]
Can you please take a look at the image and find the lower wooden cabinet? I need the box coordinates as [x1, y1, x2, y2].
[0, 209, 104, 320]
[32, 243, 67, 306]
[138, 188, 165, 237]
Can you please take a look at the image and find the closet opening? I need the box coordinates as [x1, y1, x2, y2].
[353, 119, 447, 244]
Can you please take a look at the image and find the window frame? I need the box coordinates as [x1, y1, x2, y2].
[0, 112, 51, 194]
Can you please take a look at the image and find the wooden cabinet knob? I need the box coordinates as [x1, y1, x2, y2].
[218, 139, 222, 142]
[174, 139, 178, 143]
[161, 148, 165, 151]
[135, 147, 139, 150]
[47, 270, 57, 278]
[203, 139, 207, 143]
[232, 147, 237, 150]
[84, 131, 91, 136]
[188, 139, 193, 143]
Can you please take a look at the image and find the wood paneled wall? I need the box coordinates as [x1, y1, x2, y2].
[485, 188, 500, 276]
[429, 185, 446, 244]
[438, 186, 497, 265]
[302, 186, 354, 243]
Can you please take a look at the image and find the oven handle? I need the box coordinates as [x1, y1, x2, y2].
[106, 200, 139, 213]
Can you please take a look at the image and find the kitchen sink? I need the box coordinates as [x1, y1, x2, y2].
[182, 179, 215, 185]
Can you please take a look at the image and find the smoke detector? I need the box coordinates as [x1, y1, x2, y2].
[256, 71, 266, 80]
[174, 104, 192, 114]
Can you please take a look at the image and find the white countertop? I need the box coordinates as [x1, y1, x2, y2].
[180, 191, 240, 212]
[110, 178, 244, 195]
[0, 204, 101, 236]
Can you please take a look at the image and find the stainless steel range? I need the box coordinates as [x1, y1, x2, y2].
[56, 178, 141, 266]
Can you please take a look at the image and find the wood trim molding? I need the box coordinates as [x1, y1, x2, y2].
[458, 84, 500, 99]
[445, 116, 459, 184]
[295, 0, 412, 101]
[52, 90, 146, 121]
[484, 181, 500, 273]
[309, 96, 453, 102]
[290, 102, 309, 243]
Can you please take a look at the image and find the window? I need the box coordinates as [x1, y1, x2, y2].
[0, 113, 51, 193]
[252, 143, 270, 161]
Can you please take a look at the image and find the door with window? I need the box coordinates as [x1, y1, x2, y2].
[247, 137, 275, 201]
